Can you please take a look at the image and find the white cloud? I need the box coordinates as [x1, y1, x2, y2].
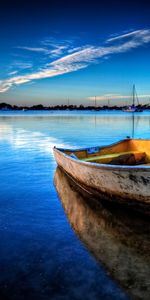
[49, 45, 68, 57]
[17, 43, 70, 58]
[0, 63, 87, 92]
[67, 46, 87, 53]
[17, 46, 49, 53]
[12, 61, 33, 70]
[89, 94, 150, 101]
[107, 29, 150, 42]
[8, 70, 18, 76]
[1, 29, 150, 93]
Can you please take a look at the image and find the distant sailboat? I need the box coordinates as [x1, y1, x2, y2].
[123, 85, 143, 112]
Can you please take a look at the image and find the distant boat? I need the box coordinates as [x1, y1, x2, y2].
[53, 138, 150, 214]
[123, 85, 143, 112]
[1, 107, 11, 111]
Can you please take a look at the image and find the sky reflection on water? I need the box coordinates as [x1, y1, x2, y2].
[0, 111, 150, 299]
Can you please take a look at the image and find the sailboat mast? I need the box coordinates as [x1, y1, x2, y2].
[95, 96, 97, 108]
[67, 97, 70, 106]
[133, 84, 135, 106]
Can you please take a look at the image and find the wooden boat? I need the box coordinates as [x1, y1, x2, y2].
[53, 138, 150, 212]
[54, 167, 150, 300]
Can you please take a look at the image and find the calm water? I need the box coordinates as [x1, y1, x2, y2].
[0, 110, 150, 300]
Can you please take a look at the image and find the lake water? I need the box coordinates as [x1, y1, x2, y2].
[0, 110, 150, 300]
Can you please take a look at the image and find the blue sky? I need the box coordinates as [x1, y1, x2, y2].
[0, 0, 150, 106]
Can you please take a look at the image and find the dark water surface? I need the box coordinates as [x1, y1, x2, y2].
[0, 111, 150, 300]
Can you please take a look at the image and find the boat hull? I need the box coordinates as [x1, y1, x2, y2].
[53, 147, 150, 212]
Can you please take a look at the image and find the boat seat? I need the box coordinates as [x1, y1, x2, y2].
[82, 151, 147, 165]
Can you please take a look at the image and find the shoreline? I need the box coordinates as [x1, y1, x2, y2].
[0, 102, 150, 112]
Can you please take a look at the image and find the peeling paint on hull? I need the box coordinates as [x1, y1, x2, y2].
[53, 145, 150, 212]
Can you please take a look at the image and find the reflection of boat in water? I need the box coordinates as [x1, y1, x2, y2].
[54, 167, 150, 300]
[123, 85, 143, 113]
[53, 139, 150, 214]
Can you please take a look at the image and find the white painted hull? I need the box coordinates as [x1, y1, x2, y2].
[53, 146, 150, 209]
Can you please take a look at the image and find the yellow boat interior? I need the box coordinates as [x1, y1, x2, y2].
[63, 139, 150, 166]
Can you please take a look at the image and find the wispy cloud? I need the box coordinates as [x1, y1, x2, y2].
[11, 61, 33, 70]
[8, 70, 18, 76]
[107, 29, 150, 43]
[1, 29, 150, 93]
[89, 94, 150, 101]
[17, 43, 70, 58]
[17, 46, 49, 53]
[49, 45, 69, 58]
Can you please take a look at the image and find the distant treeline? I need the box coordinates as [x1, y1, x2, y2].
[0, 102, 150, 111]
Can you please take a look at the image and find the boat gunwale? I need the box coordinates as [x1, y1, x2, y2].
[53, 138, 150, 171]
